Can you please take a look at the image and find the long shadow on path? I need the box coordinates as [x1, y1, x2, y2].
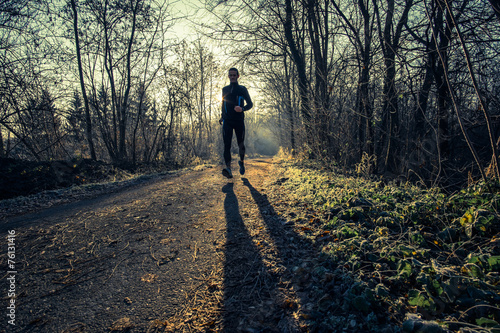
[222, 171, 326, 333]
[222, 182, 268, 332]
[240, 177, 318, 331]
[222, 174, 319, 332]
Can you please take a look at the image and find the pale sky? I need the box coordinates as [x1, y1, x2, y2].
[169, 0, 206, 40]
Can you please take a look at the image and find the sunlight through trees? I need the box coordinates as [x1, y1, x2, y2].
[1, 0, 499, 187]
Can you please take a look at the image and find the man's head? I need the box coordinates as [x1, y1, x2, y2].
[228, 68, 239, 83]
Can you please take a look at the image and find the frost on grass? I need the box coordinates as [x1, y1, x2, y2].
[270, 159, 500, 332]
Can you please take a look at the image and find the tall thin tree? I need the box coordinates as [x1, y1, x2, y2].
[70, 0, 97, 160]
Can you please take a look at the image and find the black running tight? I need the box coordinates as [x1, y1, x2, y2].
[222, 119, 245, 167]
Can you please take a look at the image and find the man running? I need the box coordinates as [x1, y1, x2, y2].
[219, 68, 253, 179]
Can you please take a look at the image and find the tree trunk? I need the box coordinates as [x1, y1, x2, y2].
[284, 53, 296, 152]
[308, 0, 330, 155]
[102, 0, 120, 163]
[434, 1, 453, 160]
[415, 54, 434, 139]
[359, 0, 374, 157]
[374, 0, 412, 173]
[70, 0, 96, 160]
[118, 0, 140, 162]
[284, 0, 312, 133]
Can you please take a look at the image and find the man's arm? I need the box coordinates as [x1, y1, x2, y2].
[219, 90, 225, 124]
[242, 87, 253, 111]
[235, 87, 252, 113]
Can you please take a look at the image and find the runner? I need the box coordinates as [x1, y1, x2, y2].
[219, 68, 253, 178]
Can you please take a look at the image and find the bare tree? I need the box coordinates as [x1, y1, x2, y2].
[63, 0, 175, 163]
[0, 0, 56, 160]
[69, 0, 97, 160]
[330, 0, 376, 158]
[374, 0, 414, 173]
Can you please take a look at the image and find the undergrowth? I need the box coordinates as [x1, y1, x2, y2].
[271, 156, 500, 332]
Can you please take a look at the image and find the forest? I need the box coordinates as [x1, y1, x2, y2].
[1, 0, 500, 189]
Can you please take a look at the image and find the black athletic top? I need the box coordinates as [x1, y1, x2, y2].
[221, 82, 253, 121]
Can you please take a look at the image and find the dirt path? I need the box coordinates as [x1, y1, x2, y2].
[1, 158, 312, 333]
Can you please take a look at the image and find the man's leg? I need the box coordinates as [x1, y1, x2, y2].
[222, 121, 234, 178]
[234, 120, 246, 175]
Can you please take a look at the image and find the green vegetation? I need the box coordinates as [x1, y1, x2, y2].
[272, 158, 500, 332]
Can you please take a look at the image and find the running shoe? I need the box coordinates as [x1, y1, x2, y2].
[222, 167, 233, 179]
[238, 160, 245, 175]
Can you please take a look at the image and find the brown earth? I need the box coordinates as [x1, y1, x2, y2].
[1, 158, 314, 333]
